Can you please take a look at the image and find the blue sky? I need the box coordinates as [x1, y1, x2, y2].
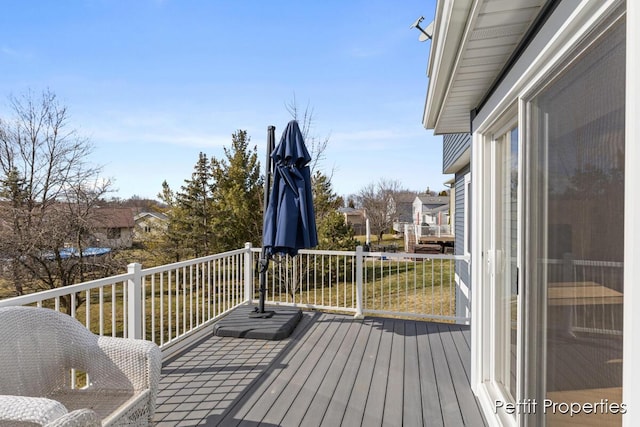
[0, 0, 444, 201]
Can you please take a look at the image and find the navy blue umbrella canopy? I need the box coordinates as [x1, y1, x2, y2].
[263, 120, 318, 256]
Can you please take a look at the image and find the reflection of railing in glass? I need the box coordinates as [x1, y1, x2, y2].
[545, 257, 623, 336]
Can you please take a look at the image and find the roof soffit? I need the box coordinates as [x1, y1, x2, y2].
[424, 0, 545, 134]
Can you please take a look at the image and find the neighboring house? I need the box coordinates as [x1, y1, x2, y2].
[133, 211, 169, 242]
[391, 192, 417, 232]
[90, 208, 135, 249]
[338, 207, 366, 235]
[412, 195, 449, 226]
[423, 1, 633, 426]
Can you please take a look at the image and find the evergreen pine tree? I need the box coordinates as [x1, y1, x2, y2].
[210, 130, 263, 251]
[175, 152, 214, 258]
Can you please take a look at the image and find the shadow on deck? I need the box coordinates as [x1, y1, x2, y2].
[154, 310, 487, 426]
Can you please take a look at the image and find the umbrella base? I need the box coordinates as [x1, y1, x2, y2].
[248, 309, 275, 318]
[213, 304, 302, 340]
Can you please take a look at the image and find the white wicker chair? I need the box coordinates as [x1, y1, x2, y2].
[0, 306, 161, 426]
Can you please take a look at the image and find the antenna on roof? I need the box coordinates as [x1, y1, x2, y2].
[409, 16, 434, 42]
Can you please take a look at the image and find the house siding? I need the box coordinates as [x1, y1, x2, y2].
[442, 133, 471, 173]
[454, 165, 471, 321]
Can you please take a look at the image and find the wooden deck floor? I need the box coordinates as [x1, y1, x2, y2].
[153, 311, 487, 426]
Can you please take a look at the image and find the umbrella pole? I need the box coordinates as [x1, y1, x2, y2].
[255, 125, 276, 317]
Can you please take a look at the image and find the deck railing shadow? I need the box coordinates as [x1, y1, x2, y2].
[179, 311, 321, 426]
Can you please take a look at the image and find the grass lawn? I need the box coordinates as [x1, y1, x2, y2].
[260, 255, 457, 321]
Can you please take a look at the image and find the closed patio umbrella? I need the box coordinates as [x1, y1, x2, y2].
[255, 120, 318, 316]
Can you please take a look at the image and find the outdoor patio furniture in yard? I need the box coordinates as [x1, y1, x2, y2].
[0, 306, 161, 426]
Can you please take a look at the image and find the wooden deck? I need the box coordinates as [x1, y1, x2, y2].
[154, 310, 487, 426]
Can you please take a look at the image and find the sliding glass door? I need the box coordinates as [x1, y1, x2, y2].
[483, 119, 520, 423]
[527, 13, 625, 426]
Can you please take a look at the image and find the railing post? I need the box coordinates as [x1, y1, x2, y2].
[127, 263, 143, 340]
[354, 245, 364, 320]
[244, 242, 253, 304]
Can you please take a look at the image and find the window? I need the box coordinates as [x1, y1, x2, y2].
[107, 228, 121, 239]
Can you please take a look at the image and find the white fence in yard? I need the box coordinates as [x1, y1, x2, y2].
[0, 244, 470, 355]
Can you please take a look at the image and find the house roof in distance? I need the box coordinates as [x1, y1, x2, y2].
[91, 208, 135, 229]
[134, 211, 169, 222]
[415, 195, 449, 205]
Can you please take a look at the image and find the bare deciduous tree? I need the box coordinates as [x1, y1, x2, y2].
[285, 95, 331, 176]
[0, 89, 120, 305]
[358, 178, 405, 244]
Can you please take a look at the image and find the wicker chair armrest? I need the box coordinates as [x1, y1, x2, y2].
[0, 395, 68, 425]
[45, 409, 100, 427]
[93, 336, 161, 391]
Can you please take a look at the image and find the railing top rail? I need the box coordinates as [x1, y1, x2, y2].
[140, 247, 247, 275]
[249, 247, 357, 257]
[363, 251, 469, 261]
[0, 272, 134, 308]
[249, 246, 469, 261]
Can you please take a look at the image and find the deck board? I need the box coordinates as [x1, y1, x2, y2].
[416, 321, 444, 427]
[439, 324, 486, 427]
[450, 323, 473, 381]
[237, 315, 343, 426]
[268, 317, 351, 426]
[403, 321, 424, 427]
[296, 320, 362, 427]
[382, 319, 404, 427]
[362, 317, 393, 427]
[339, 318, 383, 427]
[153, 311, 487, 426]
[428, 322, 465, 426]
[319, 319, 372, 427]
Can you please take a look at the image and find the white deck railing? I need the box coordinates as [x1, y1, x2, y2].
[252, 246, 469, 323]
[0, 244, 470, 352]
[410, 223, 452, 239]
[0, 247, 251, 352]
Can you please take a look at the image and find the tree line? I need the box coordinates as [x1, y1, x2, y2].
[0, 89, 445, 301]
[0, 90, 359, 300]
[150, 133, 358, 264]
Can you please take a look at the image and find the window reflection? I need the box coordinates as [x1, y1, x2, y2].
[530, 16, 625, 427]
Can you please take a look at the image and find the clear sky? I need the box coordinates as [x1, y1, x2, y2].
[0, 0, 445, 201]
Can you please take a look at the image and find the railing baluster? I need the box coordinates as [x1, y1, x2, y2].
[151, 274, 156, 343]
[355, 246, 363, 319]
[175, 267, 179, 338]
[99, 287, 104, 336]
[86, 289, 91, 330]
[208, 261, 212, 320]
[111, 283, 116, 337]
[142, 275, 146, 339]
[71, 293, 76, 319]
[167, 270, 172, 342]
[189, 264, 193, 331]
[123, 280, 128, 338]
[159, 272, 164, 346]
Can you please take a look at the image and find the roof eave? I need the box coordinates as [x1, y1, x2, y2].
[423, 0, 475, 133]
